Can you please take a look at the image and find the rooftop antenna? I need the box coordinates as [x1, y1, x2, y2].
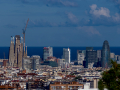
[23, 18, 29, 57]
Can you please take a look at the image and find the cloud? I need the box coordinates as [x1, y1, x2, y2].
[65, 9, 120, 26]
[27, 5, 120, 27]
[77, 26, 101, 36]
[90, 4, 110, 17]
[112, 13, 120, 22]
[66, 12, 78, 23]
[83, 4, 120, 26]
[29, 11, 120, 27]
[46, 0, 77, 7]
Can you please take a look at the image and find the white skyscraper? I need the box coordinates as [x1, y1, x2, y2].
[63, 48, 71, 63]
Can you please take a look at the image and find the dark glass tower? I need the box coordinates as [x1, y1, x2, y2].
[85, 50, 97, 68]
[101, 40, 110, 68]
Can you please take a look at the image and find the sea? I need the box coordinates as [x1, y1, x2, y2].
[0, 47, 120, 61]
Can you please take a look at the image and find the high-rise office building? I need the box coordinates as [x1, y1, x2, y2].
[85, 48, 97, 68]
[63, 48, 71, 63]
[97, 50, 101, 67]
[97, 50, 101, 58]
[86, 47, 93, 51]
[77, 50, 85, 65]
[31, 55, 40, 70]
[43, 47, 53, 61]
[82, 50, 86, 57]
[101, 40, 110, 68]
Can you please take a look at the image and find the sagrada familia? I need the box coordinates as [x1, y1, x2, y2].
[9, 35, 27, 69]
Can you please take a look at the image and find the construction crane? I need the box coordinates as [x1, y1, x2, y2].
[22, 18, 29, 57]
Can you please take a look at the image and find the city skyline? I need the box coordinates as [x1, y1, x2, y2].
[1, 0, 120, 46]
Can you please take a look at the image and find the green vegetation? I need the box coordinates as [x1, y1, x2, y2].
[98, 60, 120, 90]
[74, 76, 82, 80]
[41, 61, 58, 67]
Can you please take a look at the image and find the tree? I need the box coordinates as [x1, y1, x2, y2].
[98, 60, 120, 90]
[74, 76, 82, 81]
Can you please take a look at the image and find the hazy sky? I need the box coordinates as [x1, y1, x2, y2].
[1, 0, 120, 46]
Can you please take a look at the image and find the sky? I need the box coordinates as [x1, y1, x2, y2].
[1, 0, 120, 47]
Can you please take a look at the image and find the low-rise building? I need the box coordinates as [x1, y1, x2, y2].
[50, 82, 84, 90]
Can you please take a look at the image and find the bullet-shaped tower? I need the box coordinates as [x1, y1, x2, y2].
[101, 40, 110, 68]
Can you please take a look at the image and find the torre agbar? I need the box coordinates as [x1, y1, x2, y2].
[101, 40, 110, 68]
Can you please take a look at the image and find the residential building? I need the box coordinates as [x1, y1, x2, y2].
[58, 59, 65, 68]
[23, 55, 40, 72]
[50, 82, 84, 90]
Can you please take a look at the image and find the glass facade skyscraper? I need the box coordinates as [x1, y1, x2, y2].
[101, 40, 110, 68]
[63, 48, 71, 63]
[85, 50, 97, 68]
